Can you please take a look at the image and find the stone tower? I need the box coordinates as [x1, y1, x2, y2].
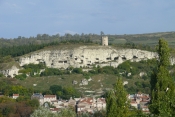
[101, 36, 108, 46]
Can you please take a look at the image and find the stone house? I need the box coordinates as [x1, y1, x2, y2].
[31, 94, 57, 105]
[31, 93, 44, 105]
[128, 92, 150, 113]
[12, 94, 19, 99]
[77, 97, 95, 113]
[77, 97, 106, 114]
[43, 95, 57, 103]
[93, 98, 106, 110]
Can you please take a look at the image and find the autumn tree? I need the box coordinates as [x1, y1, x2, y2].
[106, 78, 130, 117]
[149, 39, 175, 116]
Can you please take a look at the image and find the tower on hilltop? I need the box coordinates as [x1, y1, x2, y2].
[101, 36, 108, 46]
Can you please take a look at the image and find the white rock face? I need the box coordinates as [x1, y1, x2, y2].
[139, 72, 147, 77]
[123, 81, 128, 85]
[79, 79, 88, 86]
[19, 46, 158, 69]
[0, 66, 19, 78]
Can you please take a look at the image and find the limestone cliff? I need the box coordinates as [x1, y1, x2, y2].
[0, 60, 21, 78]
[19, 46, 158, 69]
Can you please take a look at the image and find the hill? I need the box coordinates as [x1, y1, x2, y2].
[1, 31, 175, 48]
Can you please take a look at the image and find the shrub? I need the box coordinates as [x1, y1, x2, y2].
[0, 73, 3, 77]
[15, 74, 27, 80]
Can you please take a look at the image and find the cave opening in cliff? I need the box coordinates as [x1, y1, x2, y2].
[122, 56, 126, 60]
[106, 57, 111, 60]
[114, 57, 119, 60]
[133, 56, 138, 59]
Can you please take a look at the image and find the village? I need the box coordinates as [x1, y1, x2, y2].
[5, 92, 150, 115]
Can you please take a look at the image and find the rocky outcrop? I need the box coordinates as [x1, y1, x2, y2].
[0, 66, 19, 78]
[19, 46, 158, 69]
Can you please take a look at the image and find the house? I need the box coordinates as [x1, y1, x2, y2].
[141, 106, 150, 114]
[76, 97, 106, 114]
[44, 95, 57, 103]
[130, 100, 138, 109]
[77, 97, 95, 113]
[50, 108, 61, 113]
[94, 98, 106, 110]
[128, 92, 150, 113]
[31, 93, 44, 105]
[12, 94, 19, 99]
[68, 97, 76, 108]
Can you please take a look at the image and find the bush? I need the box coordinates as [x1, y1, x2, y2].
[40, 68, 63, 76]
[0, 73, 3, 77]
[118, 61, 131, 72]
[27, 99, 39, 108]
[72, 68, 82, 74]
[15, 74, 27, 80]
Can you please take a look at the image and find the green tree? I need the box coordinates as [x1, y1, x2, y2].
[30, 106, 55, 117]
[57, 108, 76, 117]
[27, 99, 39, 108]
[106, 78, 130, 117]
[100, 31, 104, 36]
[149, 39, 175, 116]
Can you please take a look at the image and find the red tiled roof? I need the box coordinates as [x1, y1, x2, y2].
[140, 96, 149, 99]
[13, 94, 19, 96]
[51, 100, 58, 102]
[130, 101, 137, 104]
[77, 105, 86, 108]
[142, 106, 148, 108]
[79, 98, 93, 105]
[44, 95, 56, 98]
[140, 100, 149, 102]
[97, 98, 106, 103]
[50, 108, 60, 111]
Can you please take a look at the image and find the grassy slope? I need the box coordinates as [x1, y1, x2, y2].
[10, 73, 148, 95]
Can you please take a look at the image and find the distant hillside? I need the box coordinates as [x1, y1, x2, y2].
[0, 31, 175, 48]
[109, 31, 175, 47]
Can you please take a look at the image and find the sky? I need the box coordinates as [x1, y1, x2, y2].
[0, 0, 175, 39]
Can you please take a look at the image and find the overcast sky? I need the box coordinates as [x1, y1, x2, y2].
[0, 0, 175, 38]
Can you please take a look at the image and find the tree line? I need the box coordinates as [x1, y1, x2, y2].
[0, 39, 93, 58]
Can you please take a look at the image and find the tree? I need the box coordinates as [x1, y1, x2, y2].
[100, 31, 104, 36]
[30, 107, 76, 117]
[149, 39, 175, 116]
[106, 78, 130, 117]
[30, 106, 55, 117]
[57, 108, 76, 117]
